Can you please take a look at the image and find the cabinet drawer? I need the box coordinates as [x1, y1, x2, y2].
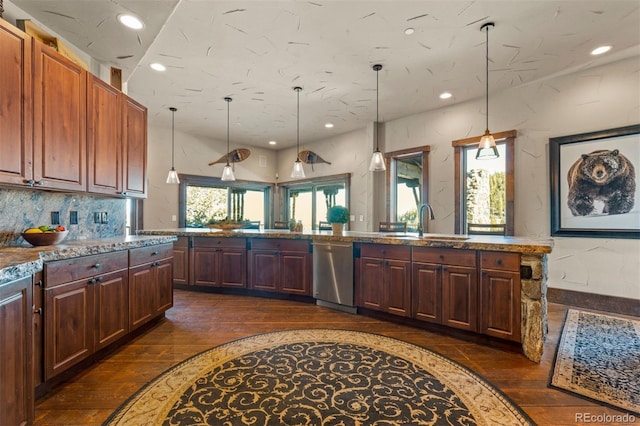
[45, 251, 128, 287]
[360, 244, 411, 261]
[129, 243, 173, 267]
[193, 237, 246, 249]
[251, 238, 309, 252]
[413, 247, 476, 267]
[480, 251, 520, 272]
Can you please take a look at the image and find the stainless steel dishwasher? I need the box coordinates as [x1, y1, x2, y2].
[312, 241, 356, 313]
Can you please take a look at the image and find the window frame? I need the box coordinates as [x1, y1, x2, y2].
[384, 146, 430, 226]
[178, 174, 274, 228]
[278, 173, 351, 230]
[452, 130, 516, 236]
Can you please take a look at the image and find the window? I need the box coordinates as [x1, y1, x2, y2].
[385, 146, 430, 232]
[452, 130, 516, 235]
[279, 174, 350, 230]
[178, 174, 273, 228]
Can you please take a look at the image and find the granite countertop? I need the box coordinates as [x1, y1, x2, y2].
[0, 235, 177, 285]
[138, 228, 553, 254]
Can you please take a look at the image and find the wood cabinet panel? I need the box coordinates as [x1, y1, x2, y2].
[33, 42, 86, 191]
[45, 251, 128, 287]
[44, 280, 93, 380]
[481, 251, 520, 272]
[94, 269, 129, 350]
[0, 276, 33, 425]
[129, 243, 173, 267]
[358, 257, 384, 310]
[220, 249, 247, 288]
[192, 247, 220, 286]
[172, 237, 190, 285]
[480, 268, 521, 342]
[32, 272, 44, 388]
[87, 75, 122, 195]
[129, 248, 173, 331]
[441, 266, 478, 332]
[280, 251, 311, 295]
[248, 239, 311, 295]
[128, 264, 156, 330]
[0, 19, 33, 186]
[249, 251, 279, 292]
[412, 262, 441, 323]
[155, 259, 174, 314]
[122, 96, 147, 197]
[385, 259, 411, 317]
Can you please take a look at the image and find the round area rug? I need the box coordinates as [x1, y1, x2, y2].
[104, 329, 533, 425]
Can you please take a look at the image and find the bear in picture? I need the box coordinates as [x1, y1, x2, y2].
[567, 149, 636, 216]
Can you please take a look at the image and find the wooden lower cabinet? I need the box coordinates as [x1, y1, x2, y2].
[173, 237, 190, 285]
[44, 251, 129, 380]
[356, 244, 411, 317]
[192, 237, 246, 288]
[412, 248, 477, 331]
[129, 244, 174, 331]
[248, 239, 312, 296]
[480, 251, 521, 342]
[0, 275, 33, 425]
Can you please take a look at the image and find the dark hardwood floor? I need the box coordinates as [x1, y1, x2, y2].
[34, 289, 634, 425]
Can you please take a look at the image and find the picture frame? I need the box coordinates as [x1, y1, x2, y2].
[550, 124, 640, 239]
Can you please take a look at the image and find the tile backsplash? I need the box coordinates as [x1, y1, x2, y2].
[0, 188, 126, 246]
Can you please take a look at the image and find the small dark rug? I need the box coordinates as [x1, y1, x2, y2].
[105, 329, 533, 425]
[550, 309, 640, 415]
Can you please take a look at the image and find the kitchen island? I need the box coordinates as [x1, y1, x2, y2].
[139, 228, 552, 363]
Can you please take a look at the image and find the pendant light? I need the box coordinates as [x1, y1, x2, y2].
[290, 86, 305, 178]
[369, 64, 386, 171]
[166, 107, 180, 184]
[221, 97, 236, 181]
[476, 22, 499, 160]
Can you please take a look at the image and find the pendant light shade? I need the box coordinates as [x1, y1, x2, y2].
[476, 22, 499, 160]
[166, 107, 180, 184]
[369, 64, 386, 172]
[290, 86, 306, 179]
[221, 97, 236, 181]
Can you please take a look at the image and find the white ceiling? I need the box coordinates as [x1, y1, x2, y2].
[6, 1, 640, 149]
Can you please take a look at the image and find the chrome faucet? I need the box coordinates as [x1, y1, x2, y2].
[418, 203, 435, 237]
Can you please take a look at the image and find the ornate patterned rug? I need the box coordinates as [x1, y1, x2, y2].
[550, 309, 640, 415]
[104, 329, 533, 425]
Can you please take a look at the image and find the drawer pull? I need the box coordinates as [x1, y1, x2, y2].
[90, 278, 97, 284]
[152, 251, 159, 255]
[97, 276, 104, 282]
[496, 259, 503, 265]
[93, 263, 101, 269]
[36, 280, 43, 287]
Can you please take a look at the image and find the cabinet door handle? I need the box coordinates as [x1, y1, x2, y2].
[442, 266, 448, 271]
[24, 179, 35, 186]
[152, 251, 159, 255]
[97, 276, 104, 282]
[36, 280, 43, 287]
[34, 308, 42, 315]
[93, 263, 101, 269]
[90, 278, 97, 284]
[35, 180, 44, 186]
[496, 259, 503, 265]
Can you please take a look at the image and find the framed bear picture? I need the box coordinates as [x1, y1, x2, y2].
[550, 124, 640, 239]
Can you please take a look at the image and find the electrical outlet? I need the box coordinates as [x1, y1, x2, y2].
[359, 215, 364, 222]
[171, 215, 177, 222]
[94, 212, 101, 223]
[101, 212, 109, 224]
[70, 211, 78, 225]
[51, 211, 60, 225]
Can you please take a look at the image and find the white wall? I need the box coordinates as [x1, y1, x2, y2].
[382, 56, 640, 300]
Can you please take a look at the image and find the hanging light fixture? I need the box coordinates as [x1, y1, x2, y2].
[166, 107, 180, 184]
[221, 97, 236, 181]
[476, 22, 499, 160]
[290, 86, 305, 178]
[369, 64, 386, 171]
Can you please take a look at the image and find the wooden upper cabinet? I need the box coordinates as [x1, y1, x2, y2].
[87, 75, 122, 195]
[0, 19, 33, 186]
[122, 96, 147, 198]
[33, 42, 87, 191]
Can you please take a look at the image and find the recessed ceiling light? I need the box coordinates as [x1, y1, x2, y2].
[324, 123, 334, 128]
[268, 140, 277, 145]
[150, 63, 166, 72]
[117, 14, 144, 30]
[404, 28, 415, 35]
[591, 45, 611, 56]
[439, 92, 453, 99]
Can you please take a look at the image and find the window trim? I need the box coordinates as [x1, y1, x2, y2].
[278, 173, 351, 229]
[384, 146, 431, 224]
[177, 174, 274, 228]
[452, 130, 516, 236]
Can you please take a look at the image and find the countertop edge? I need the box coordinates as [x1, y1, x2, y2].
[0, 235, 177, 285]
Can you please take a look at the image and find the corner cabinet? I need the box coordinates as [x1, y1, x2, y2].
[122, 96, 148, 198]
[0, 275, 33, 425]
[249, 239, 312, 296]
[129, 244, 173, 331]
[0, 19, 33, 187]
[356, 244, 411, 317]
[173, 237, 191, 286]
